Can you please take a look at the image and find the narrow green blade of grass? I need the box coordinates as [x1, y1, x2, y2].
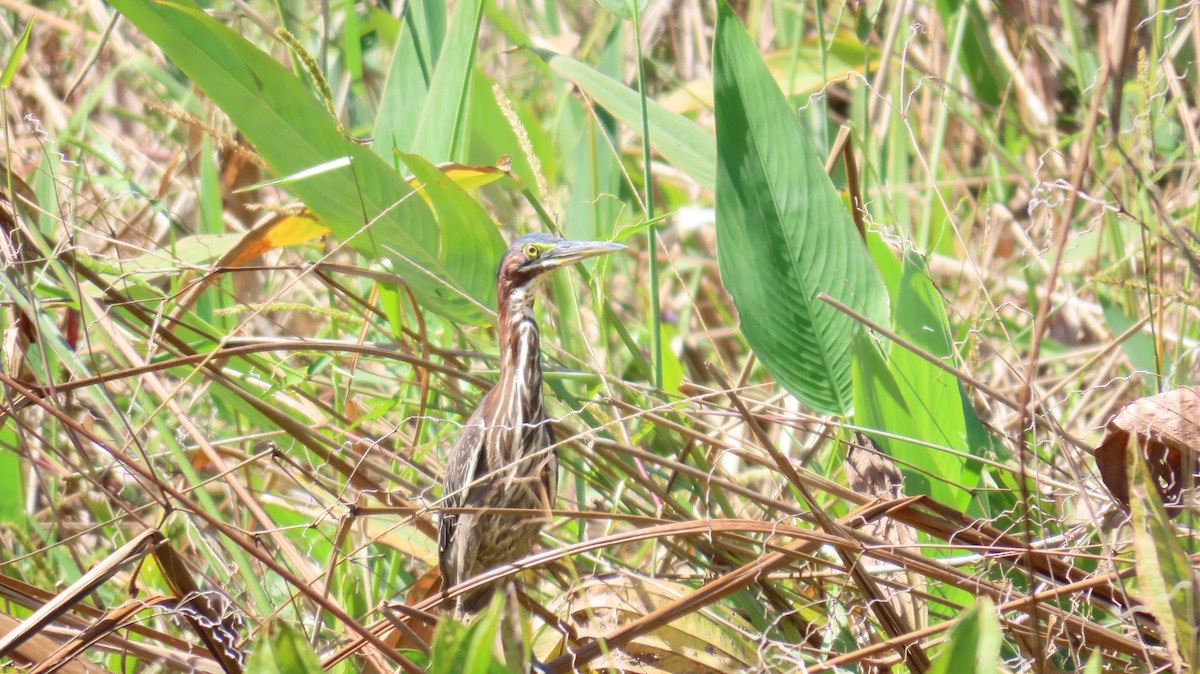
[1130, 438, 1198, 668]
[594, 0, 648, 21]
[934, 0, 1006, 106]
[541, 50, 717, 191]
[1, 18, 34, 87]
[110, 0, 503, 324]
[411, 0, 484, 163]
[246, 622, 324, 674]
[713, 0, 888, 416]
[927, 597, 1002, 674]
[0, 426, 24, 523]
[373, 0, 445, 159]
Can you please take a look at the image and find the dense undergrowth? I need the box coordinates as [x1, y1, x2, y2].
[0, 0, 1197, 672]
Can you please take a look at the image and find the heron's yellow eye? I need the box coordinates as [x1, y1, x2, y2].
[524, 244, 540, 259]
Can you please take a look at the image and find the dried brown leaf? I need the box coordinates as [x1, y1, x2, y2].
[1094, 386, 1200, 511]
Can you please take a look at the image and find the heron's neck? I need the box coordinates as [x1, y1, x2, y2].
[498, 286, 544, 390]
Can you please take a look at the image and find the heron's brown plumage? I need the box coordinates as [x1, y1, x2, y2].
[438, 234, 620, 614]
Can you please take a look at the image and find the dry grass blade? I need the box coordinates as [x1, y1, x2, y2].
[0, 530, 164, 659]
[0, 613, 100, 674]
[25, 596, 181, 674]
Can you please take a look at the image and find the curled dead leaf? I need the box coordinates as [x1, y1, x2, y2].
[1094, 386, 1199, 512]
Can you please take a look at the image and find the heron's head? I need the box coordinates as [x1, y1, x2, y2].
[496, 233, 625, 299]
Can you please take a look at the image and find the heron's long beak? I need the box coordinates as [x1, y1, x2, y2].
[541, 240, 626, 268]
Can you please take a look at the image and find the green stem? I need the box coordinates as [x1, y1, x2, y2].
[632, 6, 662, 390]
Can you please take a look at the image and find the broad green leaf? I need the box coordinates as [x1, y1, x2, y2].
[713, 0, 888, 416]
[928, 597, 1002, 674]
[462, 595, 504, 673]
[374, 0, 445, 158]
[886, 252, 981, 509]
[1, 18, 34, 88]
[542, 50, 717, 191]
[395, 152, 505, 315]
[411, 0, 484, 163]
[853, 333, 920, 479]
[109, 0, 504, 324]
[859, 241, 994, 511]
[246, 622, 324, 674]
[1130, 438, 1198, 668]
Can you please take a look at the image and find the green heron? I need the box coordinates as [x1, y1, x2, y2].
[439, 233, 624, 614]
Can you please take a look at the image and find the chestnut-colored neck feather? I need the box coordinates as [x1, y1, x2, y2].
[495, 276, 544, 425]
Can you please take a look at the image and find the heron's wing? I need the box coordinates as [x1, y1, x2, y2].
[541, 420, 557, 509]
[438, 411, 486, 581]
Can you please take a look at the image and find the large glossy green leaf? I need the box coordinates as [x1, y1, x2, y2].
[927, 597, 1001, 674]
[110, 0, 503, 324]
[713, 1, 888, 416]
[856, 241, 990, 511]
[542, 50, 716, 191]
[246, 622, 324, 674]
[1130, 439, 1198, 668]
